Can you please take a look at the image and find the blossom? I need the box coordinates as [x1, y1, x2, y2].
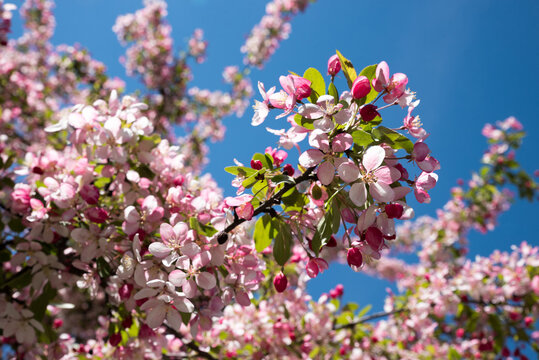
[252, 81, 275, 126]
[349, 145, 400, 206]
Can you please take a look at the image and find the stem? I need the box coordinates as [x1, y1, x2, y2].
[334, 308, 405, 330]
[217, 167, 317, 243]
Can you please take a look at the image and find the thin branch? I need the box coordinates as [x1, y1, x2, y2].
[334, 308, 405, 330]
[164, 324, 218, 360]
[217, 166, 316, 244]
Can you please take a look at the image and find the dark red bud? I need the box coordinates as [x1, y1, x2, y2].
[109, 332, 122, 347]
[385, 203, 404, 219]
[283, 164, 294, 176]
[250, 159, 263, 170]
[273, 272, 288, 293]
[347, 247, 363, 268]
[359, 104, 379, 122]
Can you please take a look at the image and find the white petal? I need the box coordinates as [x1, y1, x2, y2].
[362, 146, 385, 172]
[146, 305, 167, 328]
[349, 182, 367, 207]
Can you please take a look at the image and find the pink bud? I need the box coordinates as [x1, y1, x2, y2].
[365, 226, 383, 251]
[525, 316, 534, 327]
[237, 202, 254, 220]
[80, 184, 99, 205]
[306, 258, 319, 278]
[394, 163, 409, 181]
[327, 54, 341, 76]
[291, 75, 312, 100]
[351, 76, 371, 99]
[385, 203, 404, 219]
[250, 159, 263, 170]
[84, 207, 109, 223]
[412, 142, 430, 162]
[283, 164, 294, 176]
[53, 318, 63, 329]
[109, 332, 122, 347]
[119, 283, 133, 300]
[456, 328, 465, 338]
[347, 247, 363, 268]
[273, 272, 288, 293]
[359, 104, 379, 122]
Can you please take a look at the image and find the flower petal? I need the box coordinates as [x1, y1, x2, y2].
[337, 161, 360, 183]
[369, 182, 395, 203]
[148, 242, 171, 258]
[299, 149, 324, 168]
[362, 146, 385, 172]
[349, 182, 367, 207]
[317, 161, 335, 185]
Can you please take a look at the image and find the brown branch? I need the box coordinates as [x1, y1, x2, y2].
[217, 166, 316, 244]
[334, 308, 406, 330]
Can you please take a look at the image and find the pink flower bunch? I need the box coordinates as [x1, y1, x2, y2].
[241, 0, 314, 68]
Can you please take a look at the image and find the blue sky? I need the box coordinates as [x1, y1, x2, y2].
[10, 0, 539, 311]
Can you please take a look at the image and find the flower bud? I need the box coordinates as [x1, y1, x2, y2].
[385, 203, 404, 219]
[351, 76, 371, 99]
[359, 104, 379, 122]
[250, 159, 263, 170]
[291, 75, 312, 100]
[80, 184, 99, 205]
[365, 226, 383, 251]
[347, 247, 363, 268]
[273, 272, 288, 293]
[327, 54, 341, 76]
[84, 207, 109, 223]
[109, 332, 122, 346]
[283, 164, 294, 176]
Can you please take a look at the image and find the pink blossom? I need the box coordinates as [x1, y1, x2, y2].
[327, 54, 341, 76]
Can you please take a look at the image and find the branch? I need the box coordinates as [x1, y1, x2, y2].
[217, 166, 316, 244]
[164, 324, 218, 360]
[334, 308, 405, 330]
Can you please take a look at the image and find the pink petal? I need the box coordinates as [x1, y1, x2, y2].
[183, 279, 197, 298]
[174, 297, 194, 313]
[337, 161, 360, 183]
[166, 309, 183, 330]
[160, 223, 175, 244]
[298, 104, 324, 119]
[279, 75, 295, 95]
[369, 182, 395, 203]
[373, 166, 401, 184]
[309, 129, 330, 152]
[357, 206, 376, 232]
[146, 305, 167, 328]
[317, 161, 335, 185]
[332, 133, 354, 153]
[412, 142, 430, 162]
[362, 146, 385, 172]
[392, 186, 411, 201]
[196, 272, 216, 290]
[349, 182, 367, 207]
[299, 149, 324, 168]
[149, 242, 171, 258]
[168, 270, 187, 287]
[252, 101, 269, 126]
[417, 156, 440, 173]
[236, 290, 251, 307]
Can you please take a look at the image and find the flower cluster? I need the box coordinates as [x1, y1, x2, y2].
[241, 0, 314, 68]
[225, 52, 438, 285]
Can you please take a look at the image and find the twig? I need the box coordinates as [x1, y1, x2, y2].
[334, 308, 405, 330]
[217, 166, 316, 244]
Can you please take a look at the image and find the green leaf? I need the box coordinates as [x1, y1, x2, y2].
[97, 257, 113, 278]
[189, 217, 218, 237]
[254, 214, 276, 252]
[328, 82, 339, 100]
[8, 217, 25, 232]
[94, 177, 111, 189]
[180, 312, 191, 325]
[224, 166, 257, 177]
[303, 67, 326, 103]
[352, 129, 373, 147]
[242, 171, 263, 189]
[336, 50, 357, 89]
[293, 113, 315, 130]
[358, 64, 379, 104]
[271, 174, 295, 185]
[372, 126, 414, 153]
[448, 348, 460, 360]
[136, 164, 155, 180]
[30, 283, 57, 321]
[273, 220, 292, 266]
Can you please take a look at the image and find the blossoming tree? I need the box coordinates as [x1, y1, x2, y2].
[0, 0, 537, 359]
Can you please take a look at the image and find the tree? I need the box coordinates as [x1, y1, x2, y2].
[0, 0, 537, 359]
